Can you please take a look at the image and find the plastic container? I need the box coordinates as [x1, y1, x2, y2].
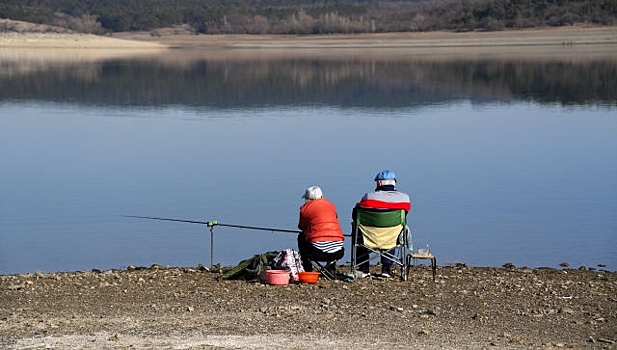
[266, 270, 290, 285]
[298, 271, 321, 284]
[417, 248, 430, 256]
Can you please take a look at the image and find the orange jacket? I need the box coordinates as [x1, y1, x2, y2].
[298, 198, 344, 243]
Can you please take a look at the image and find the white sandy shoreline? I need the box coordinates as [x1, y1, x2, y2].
[0, 32, 167, 63]
[0, 32, 166, 49]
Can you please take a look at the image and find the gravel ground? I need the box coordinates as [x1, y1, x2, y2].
[1, 264, 615, 349]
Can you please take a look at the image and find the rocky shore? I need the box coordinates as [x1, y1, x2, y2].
[1, 264, 615, 349]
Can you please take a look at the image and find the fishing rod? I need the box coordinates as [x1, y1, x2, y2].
[123, 215, 301, 233]
[123, 215, 301, 268]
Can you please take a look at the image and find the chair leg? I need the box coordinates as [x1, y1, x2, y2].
[311, 260, 336, 280]
[405, 254, 411, 281]
[325, 262, 337, 280]
[431, 257, 436, 281]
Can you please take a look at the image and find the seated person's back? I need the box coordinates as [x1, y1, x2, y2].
[297, 186, 345, 272]
[353, 170, 411, 278]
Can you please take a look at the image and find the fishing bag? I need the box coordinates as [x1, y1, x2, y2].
[271, 248, 304, 281]
[218, 251, 279, 281]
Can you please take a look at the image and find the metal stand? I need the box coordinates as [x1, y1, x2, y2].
[406, 253, 437, 281]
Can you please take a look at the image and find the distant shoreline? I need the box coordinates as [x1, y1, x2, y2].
[120, 25, 617, 48]
[1, 25, 615, 63]
[0, 25, 614, 49]
[0, 32, 165, 49]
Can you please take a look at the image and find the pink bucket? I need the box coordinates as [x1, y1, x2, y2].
[266, 270, 290, 285]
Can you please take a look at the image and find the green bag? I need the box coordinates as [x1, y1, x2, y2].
[218, 251, 279, 281]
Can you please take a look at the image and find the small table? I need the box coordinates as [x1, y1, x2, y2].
[406, 253, 437, 281]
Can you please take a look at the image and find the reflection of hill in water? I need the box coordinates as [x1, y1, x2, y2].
[1, 56, 616, 108]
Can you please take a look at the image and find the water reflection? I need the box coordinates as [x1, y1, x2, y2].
[1, 51, 616, 108]
[1, 45, 616, 274]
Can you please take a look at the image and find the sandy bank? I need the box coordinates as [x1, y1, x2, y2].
[115, 25, 617, 62]
[0, 32, 167, 63]
[0, 32, 166, 49]
[2, 25, 611, 63]
[113, 25, 617, 48]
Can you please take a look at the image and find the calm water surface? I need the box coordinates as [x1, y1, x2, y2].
[1, 51, 616, 274]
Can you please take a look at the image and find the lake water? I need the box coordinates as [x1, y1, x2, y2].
[1, 48, 616, 275]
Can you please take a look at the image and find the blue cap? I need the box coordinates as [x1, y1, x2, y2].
[374, 170, 397, 181]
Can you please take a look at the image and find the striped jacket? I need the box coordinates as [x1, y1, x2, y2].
[356, 186, 411, 212]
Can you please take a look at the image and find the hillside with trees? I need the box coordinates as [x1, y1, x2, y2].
[0, 0, 615, 35]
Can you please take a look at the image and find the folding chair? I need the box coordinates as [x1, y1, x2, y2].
[305, 247, 345, 281]
[310, 252, 343, 280]
[351, 208, 409, 281]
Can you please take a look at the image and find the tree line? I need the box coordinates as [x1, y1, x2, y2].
[0, 0, 615, 35]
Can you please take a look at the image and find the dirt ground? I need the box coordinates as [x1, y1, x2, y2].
[1, 263, 615, 349]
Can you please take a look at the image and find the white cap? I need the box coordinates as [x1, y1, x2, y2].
[377, 179, 396, 186]
[302, 186, 323, 200]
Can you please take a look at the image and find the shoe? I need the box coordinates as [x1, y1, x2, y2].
[380, 267, 391, 278]
[354, 270, 371, 279]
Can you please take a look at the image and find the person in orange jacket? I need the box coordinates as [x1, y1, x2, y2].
[297, 186, 345, 273]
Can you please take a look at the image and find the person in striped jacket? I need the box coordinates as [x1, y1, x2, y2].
[353, 170, 411, 278]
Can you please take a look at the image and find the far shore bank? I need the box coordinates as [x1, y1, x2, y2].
[115, 24, 617, 49]
[0, 25, 615, 62]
